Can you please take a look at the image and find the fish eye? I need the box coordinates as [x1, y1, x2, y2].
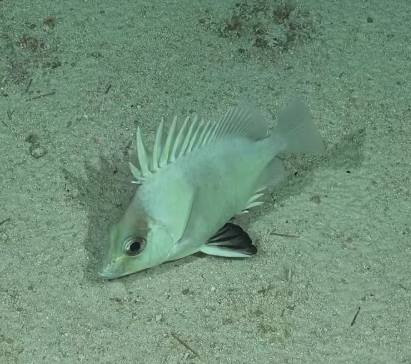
[124, 236, 146, 256]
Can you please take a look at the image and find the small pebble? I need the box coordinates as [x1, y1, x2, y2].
[310, 195, 321, 204]
[29, 143, 47, 159]
[0, 232, 8, 244]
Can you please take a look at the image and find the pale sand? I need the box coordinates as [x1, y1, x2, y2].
[1, 0, 410, 363]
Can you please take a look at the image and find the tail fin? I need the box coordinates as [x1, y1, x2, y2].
[275, 100, 324, 154]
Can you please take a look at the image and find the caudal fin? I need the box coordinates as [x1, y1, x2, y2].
[275, 100, 324, 154]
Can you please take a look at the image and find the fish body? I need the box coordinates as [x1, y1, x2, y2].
[99, 100, 323, 279]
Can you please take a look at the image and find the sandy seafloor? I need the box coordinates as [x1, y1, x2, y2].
[1, 0, 410, 363]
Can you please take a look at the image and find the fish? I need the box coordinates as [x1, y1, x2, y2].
[98, 100, 324, 279]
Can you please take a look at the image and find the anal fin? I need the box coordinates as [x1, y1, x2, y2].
[242, 157, 285, 212]
[200, 223, 257, 258]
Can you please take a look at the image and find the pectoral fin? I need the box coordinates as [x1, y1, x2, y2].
[200, 223, 257, 258]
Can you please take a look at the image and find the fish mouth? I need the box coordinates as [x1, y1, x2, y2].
[98, 264, 127, 280]
[98, 269, 121, 280]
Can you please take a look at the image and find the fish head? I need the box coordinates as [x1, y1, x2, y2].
[98, 209, 175, 279]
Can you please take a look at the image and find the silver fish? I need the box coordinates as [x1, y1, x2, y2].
[99, 100, 323, 279]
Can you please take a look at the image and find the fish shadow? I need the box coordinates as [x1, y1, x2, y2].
[63, 156, 134, 282]
[236, 127, 367, 229]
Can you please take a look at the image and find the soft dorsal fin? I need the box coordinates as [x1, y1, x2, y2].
[130, 106, 269, 183]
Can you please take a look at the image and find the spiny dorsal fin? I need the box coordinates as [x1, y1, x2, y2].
[130, 107, 269, 183]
